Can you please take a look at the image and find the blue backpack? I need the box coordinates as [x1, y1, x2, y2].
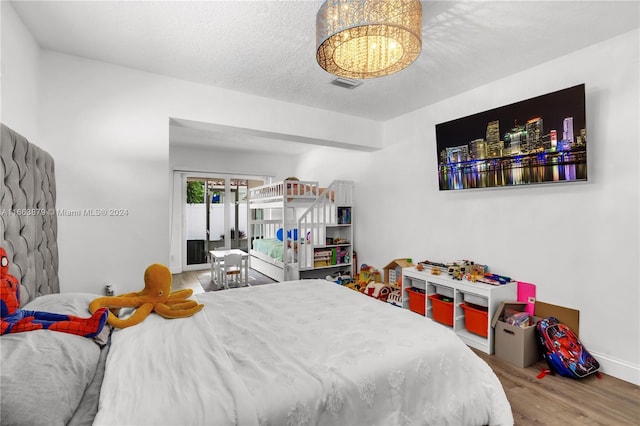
[536, 316, 600, 379]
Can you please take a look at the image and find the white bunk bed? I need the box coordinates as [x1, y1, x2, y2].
[248, 179, 353, 282]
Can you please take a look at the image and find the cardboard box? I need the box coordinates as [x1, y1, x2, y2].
[535, 301, 580, 337]
[491, 301, 541, 368]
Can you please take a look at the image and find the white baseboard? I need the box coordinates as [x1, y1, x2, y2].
[590, 350, 640, 386]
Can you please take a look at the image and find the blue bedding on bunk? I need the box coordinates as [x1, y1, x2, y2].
[252, 238, 284, 261]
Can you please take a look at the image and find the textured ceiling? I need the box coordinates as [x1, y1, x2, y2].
[10, 0, 640, 151]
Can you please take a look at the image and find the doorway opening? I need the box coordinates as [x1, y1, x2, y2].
[182, 173, 264, 270]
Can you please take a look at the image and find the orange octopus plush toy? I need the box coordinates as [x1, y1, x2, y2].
[89, 263, 203, 328]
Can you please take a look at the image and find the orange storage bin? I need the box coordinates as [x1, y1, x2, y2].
[461, 302, 489, 337]
[428, 294, 453, 326]
[406, 287, 426, 316]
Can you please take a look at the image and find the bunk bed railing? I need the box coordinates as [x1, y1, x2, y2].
[297, 180, 354, 271]
[249, 179, 320, 203]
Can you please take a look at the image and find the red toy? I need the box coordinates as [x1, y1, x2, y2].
[1, 247, 108, 337]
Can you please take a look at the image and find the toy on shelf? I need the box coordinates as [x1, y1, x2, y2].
[477, 273, 512, 286]
[446, 260, 475, 280]
[418, 258, 512, 286]
[459, 263, 487, 282]
[418, 260, 448, 275]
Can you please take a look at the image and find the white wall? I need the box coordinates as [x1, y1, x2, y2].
[297, 29, 640, 385]
[34, 51, 380, 294]
[36, 52, 172, 293]
[170, 144, 301, 180]
[0, 1, 40, 139]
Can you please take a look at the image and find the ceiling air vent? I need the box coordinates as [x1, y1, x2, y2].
[330, 77, 363, 89]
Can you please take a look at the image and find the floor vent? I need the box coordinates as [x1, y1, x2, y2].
[330, 77, 363, 89]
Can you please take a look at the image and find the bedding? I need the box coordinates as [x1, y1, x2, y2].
[252, 237, 285, 261]
[95, 279, 513, 425]
[0, 293, 111, 426]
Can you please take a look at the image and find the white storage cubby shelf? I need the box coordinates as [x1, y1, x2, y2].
[402, 267, 516, 354]
[299, 206, 353, 279]
[297, 182, 354, 280]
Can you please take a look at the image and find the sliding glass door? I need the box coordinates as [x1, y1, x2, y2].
[183, 174, 260, 269]
[185, 177, 208, 265]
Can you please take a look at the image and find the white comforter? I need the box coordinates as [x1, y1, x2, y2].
[95, 280, 513, 426]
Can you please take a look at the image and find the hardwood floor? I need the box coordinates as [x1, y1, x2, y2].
[473, 348, 640, 425]
[172, 271, 640, 424]
[172, 270, 206, 294]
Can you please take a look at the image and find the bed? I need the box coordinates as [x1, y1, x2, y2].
[248, 179, 353, 282]
[1, 124, 514, 425]
[95, 279, 512, 425]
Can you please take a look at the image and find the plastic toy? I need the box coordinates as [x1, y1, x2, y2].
[358, 264, 381, 284]
[362, 282, 393, 302]
[344, 282, 363, 292]
[325, 272, 353, 286]
[419, 260, 447, 275]
[387, 289, 403, 307]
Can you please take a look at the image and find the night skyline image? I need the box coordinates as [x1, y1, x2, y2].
[435, 84, 587, 191]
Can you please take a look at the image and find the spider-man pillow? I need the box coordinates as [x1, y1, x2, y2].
[1, 293, 111, 426]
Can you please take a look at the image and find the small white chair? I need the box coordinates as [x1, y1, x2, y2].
[223, 253, 243, 289]
[211, 250, 226, 286]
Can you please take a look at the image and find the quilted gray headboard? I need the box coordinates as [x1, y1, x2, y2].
[1, 123, 59, 305]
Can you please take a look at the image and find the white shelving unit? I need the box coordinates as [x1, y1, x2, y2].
[297, 181, 354, 279]
[299, 207, 353, 279]
[402, 267, 516, 354]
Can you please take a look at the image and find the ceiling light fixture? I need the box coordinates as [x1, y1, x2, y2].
[316, 0, 422, 79]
